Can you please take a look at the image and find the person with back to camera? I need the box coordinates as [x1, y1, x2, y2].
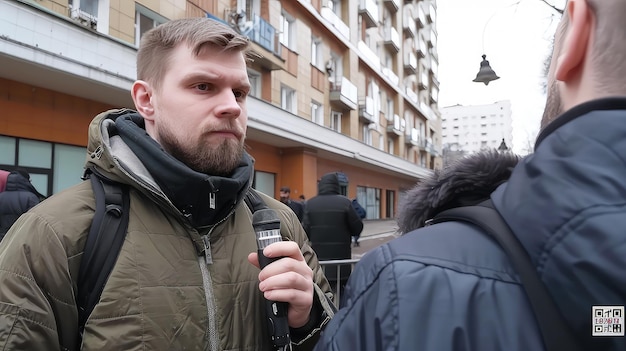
[314, 0, 626, 350]
[0, 18, 335, 351]
[303, 172, 363, 303]
[0, 169, 43, 239]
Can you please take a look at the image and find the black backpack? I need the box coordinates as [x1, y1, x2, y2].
[76, 170, 269, 340]
[429, 200, 582, 351]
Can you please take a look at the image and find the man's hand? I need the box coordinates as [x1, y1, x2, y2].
[248, 241, 314, 328]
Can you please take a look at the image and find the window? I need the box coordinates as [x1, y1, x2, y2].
[311, 101, 324, 125]
[330, 111, 342, 133]
[253, 171, 275, 198]
[328, 0, 342, 17]
[311, 37, 322, 69]
[281, 85, 297, 114]
[280, 12, 296, 50]
[357, 186, 381, 220]
[362, 124, 372, 145]
[72, 0, 98, 17]
[238, 0, 260, 19]
[387, 138, 394, 154]
[0, 136, 86, 196]
[135, 4, 167, 45]
[247, 69, 261, 98]
[386, 98, 394, 121]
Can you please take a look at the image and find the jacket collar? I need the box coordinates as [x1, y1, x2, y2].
[536, 97, 626, 148]
[96, 110, 253, 228]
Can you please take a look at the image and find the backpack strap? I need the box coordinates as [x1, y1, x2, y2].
[244, 188, 270, 213]
[430, 200, 582, 351]
[77, 171, 130, 340]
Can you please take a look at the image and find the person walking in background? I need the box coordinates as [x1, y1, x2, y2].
[303, 172, 363, 302]
[279, 186, 305, 222]
[0, 18, 335, 350]
[314, 0, 626, 350]
[0, 169, 43, 239]
[350, 198, 366, 247]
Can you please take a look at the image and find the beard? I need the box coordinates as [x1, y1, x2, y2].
[540, 78, 563, 129]
[158, 127, 245, 177]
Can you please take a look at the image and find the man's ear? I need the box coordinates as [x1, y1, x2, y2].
[555, 0, 593, 82]
[131, 80, 155, 119]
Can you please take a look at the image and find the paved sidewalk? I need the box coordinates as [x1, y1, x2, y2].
[352, 219, 400, 259]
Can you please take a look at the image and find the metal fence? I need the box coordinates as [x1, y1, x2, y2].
[319, 258, 360, 306]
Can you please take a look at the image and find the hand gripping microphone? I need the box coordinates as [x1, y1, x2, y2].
[252, 209, 291, 350]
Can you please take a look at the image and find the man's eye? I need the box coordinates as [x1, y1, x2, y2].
[195, 83, 212, 91]
[234, 90, 248, 99]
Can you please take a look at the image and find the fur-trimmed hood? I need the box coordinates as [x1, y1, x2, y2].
[397, 150, 520, 234]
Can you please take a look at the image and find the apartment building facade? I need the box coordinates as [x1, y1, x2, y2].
[0, 0, 441, 219]
[441, 100, 513, 159]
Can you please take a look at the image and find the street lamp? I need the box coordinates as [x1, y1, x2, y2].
[497, 138, 509, 152]
[473, 54, 500, 85]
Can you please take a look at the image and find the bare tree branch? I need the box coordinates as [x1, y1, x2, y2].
[539, 0, 564, 14]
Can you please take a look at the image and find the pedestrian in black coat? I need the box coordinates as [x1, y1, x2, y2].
[0, 170, 43, 239]
[303, 172, 363, 298]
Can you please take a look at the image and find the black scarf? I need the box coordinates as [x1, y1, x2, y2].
[114, 113, 253, 228]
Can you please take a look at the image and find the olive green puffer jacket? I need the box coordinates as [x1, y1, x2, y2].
[0, 110, 334, 350]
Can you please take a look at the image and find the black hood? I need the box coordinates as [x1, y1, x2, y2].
[397, 150, 520, 233]
[318, 173, 341, 195]
[114, 112, 253, 228]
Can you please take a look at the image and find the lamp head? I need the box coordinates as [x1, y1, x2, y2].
[473, 54, 500, 85]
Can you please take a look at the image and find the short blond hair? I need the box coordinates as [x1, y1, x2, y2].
[136, 18, 250, 90]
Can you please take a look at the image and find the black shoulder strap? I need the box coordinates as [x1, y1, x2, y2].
[244, 188, 269, 213]
[431, 200, 582, 351]
[77, 172, 130, 338]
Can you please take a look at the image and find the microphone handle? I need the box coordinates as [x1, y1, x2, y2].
[258, 251, 291, 348]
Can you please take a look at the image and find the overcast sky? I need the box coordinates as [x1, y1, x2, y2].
[437, 0, 566, 154]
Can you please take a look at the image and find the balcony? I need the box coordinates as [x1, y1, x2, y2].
[416, 4, 427, 28]
[330, 77, 358, 111]
[428, 28, 437, 48]
[358, 41, 381, 69]
[403, 14, 417, 38]
[416, 37, 427, 58]
[404, 51, 417, 74]
[405, 86, 418, 104]
[359, 0, 379, 29]
[250, 15, 280, 55]
[386, 114, 405, 136]
[426, 139, 440, 156]
[383, 27, 400, 53]
[359, 97, 375, 123]
[321, 7, 350, 39]
[381, 67, 399, 86]
[383, 0, 400, 13]
[427, 3, 436, 24]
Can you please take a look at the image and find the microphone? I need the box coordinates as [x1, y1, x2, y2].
[252, 209, 291, 349]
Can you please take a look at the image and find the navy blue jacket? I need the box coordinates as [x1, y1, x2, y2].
[314, 98, 626, 351]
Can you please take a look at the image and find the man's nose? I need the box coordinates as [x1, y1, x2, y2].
[215, 90, 242, 118]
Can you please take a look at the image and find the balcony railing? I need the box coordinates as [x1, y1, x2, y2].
[386, 114, 404, 135]
[359, 0, 379, 28]
[250, 15, 280, 55]
[404, 51, 417, 74]
[403, 14, 417, 38]
[330, 77, 358, 111]
[383, 0, 400, 13]
[321, 7, 350, 40]
[383, 27, 400, 53]
[359, 97, 375, 123]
